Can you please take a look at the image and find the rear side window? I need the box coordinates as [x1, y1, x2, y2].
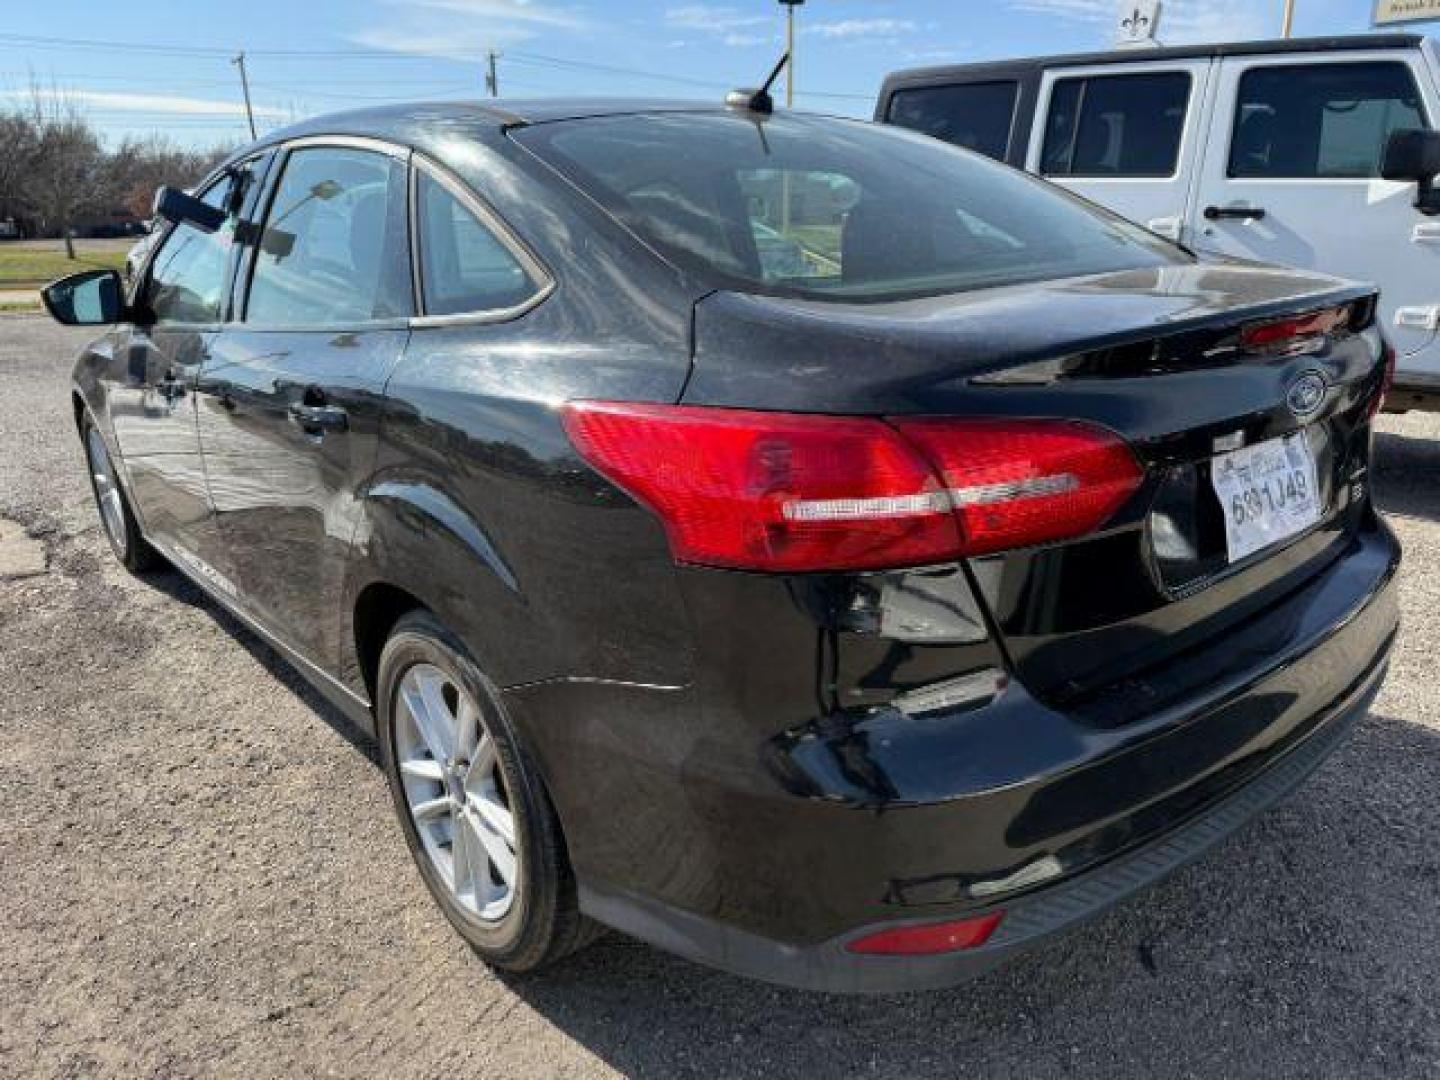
[246, 146, 411, 325]
[1229, 62, 1427, 178]
[887, 82, 1018, 161]
[512, 112, 1186, 303]
[415, 170, 539, 316]
[1041, 72, 1191, 177]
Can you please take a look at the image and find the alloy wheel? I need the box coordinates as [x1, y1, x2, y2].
[394, 662, 519, 922]
[85, 426, 128, 558]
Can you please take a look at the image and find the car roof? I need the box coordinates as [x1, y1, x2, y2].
[882, 32, 1427, 89]
[247, 97, 735, 149]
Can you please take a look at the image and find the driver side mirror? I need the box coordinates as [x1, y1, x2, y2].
[41, 268, 126, 326]
[1381, 128, 1440, 215]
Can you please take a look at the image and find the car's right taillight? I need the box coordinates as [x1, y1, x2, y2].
[561, 402, 1142, 572]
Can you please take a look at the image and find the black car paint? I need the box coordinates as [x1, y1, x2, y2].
[69, 101, 1399, 992]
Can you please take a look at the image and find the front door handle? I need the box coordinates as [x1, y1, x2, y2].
[1203, 205, 1267, 221]
[288, 400, 348, 434]
[1413, 222, 1440, 244]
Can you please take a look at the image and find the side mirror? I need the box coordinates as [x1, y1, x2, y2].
[41, 268, 126, 326]
[152, 185, 226, 233]
[1381, 128, 1440, 215]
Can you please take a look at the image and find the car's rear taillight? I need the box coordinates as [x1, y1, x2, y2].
[891, 418, 1143, 558]
[561, 402, 1142, 572]
[1241, 305, 1350, 354]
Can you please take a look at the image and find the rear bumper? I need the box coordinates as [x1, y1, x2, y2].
[580, 650, 1385, 992]
[511, 517, 1399, 992]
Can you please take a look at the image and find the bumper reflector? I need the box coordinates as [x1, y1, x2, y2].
[845, 911, 1004, 956]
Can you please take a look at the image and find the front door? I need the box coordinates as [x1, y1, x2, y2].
[1025, 58, 1213, 244]
[1191, 51, 1440, 380]
[197, 141, 412, 668]
[109, 171, 246, 568]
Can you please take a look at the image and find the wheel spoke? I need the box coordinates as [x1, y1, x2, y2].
[471, 793, 515, 847]
[400, 668, 454, 764]
[469, 803, 517, 885]
[455, 696, 481, 760]
[450, 812, 474, 899]
[411, 795, 451, 822]
[399, 758, 445, 782]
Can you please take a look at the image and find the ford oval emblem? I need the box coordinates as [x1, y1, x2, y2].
[1286, 371, 1328, 420]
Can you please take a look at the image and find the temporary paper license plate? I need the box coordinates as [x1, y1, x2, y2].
[1210, 431, 1322, 564]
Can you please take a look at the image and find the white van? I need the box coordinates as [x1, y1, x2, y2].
[879, 33, 1440, 410]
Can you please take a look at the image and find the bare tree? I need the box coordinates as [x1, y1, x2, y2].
[23, 83, 109, 258]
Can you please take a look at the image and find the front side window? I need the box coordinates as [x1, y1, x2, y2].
[415, 170, 539, 316]
[144, 174, 240, 325]
[1229, 62, 1427, 179]
[247, 147, 411, 325]
[887, 82, 1019, 161]
[1041, 72, 1192, 177]
[513, 112, 1185, 303]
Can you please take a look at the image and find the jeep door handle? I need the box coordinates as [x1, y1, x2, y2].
[288, 401, 348, 433]
[1203, 205, 1267, 221]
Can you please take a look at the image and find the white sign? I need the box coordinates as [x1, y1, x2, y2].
[1116, 0, 1162, 46]
[1374, 0, 1440, 26]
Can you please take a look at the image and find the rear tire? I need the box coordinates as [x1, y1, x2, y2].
[81, 416, 159, 573]
[376, 609, 600, 971]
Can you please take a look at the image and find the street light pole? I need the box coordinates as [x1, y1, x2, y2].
[1282, 0, 1295, 37]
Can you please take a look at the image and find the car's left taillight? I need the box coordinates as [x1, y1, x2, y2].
[561, 401, 1142, 573]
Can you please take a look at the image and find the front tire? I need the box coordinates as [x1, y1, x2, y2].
[376, 610, 599, 971]
[82, 416, 158, 572]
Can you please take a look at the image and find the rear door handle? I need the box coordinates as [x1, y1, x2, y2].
[1413, 222, 1440, 244]
[288, 401, 348, 433]
[1203, 205, 1267, 222]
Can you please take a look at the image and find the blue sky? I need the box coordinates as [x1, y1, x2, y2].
[2, 0, 1437, 147]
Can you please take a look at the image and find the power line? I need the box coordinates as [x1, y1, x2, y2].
[0, 32, 874, 100]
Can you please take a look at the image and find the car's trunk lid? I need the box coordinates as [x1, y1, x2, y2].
[686, 262, 1384, 702]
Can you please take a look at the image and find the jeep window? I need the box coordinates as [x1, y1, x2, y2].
[887, 81, 1019, 161]
[1229, 62, 1428, 179]
[1041, 72, 1192, 178]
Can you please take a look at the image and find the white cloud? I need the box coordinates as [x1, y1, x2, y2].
[665, 4, 770, 32]
[1009, 0, 1271, 42]
[810, 18, 918, 39]
[723, 32, 773, 47]
[353, 0, 588, 55]
[3, 88, 286, 119]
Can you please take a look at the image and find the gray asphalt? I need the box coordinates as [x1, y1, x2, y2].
[2, 315, 1439, 1078]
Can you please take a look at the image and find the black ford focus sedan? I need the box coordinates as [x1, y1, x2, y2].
[44, 99, 1399, 993]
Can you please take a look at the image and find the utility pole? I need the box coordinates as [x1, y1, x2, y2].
[780, 0, 804, 108]
[232, 51, 257, 140]
[1282, 0, 1295, 37]
[485, 49, 500, 97]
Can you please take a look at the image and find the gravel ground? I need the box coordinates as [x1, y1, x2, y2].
[2, 315, 1439, 1079]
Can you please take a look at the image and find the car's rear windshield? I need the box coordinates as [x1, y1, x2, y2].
[511, 111, 1189, 302]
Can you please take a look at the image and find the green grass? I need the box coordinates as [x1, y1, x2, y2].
[0, 246, 128, 288]
[0, 299, 42, 314]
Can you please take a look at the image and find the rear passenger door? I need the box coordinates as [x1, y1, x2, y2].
[1191, 52, 1440, 375]
[196, 139, 413, 668]
[1026, 60, 1212, 244]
